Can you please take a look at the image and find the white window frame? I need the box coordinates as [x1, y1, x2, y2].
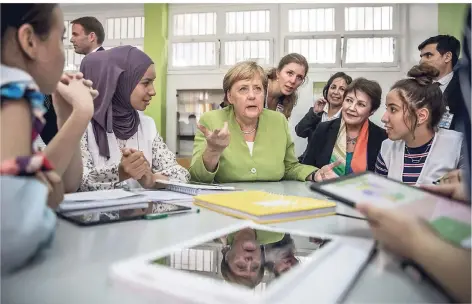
[280, 3, 401, 69]
[168, 4, 278, 71]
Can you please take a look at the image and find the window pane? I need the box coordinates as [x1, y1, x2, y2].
[142, 17, 145, 37]
[121, 18, 127, 39]
[345, 37, 395, 63]
[226, 10, 270, 34]
[224, 40, 270, 65]
[135, 17, 142, 38]
[288, 8, 335, 32]
[198, 13, 206, 35]
[174, 12, 216, 36]
[172, 42, 216, 67]
[288, 38, 336, 64]
[107, 19, 114, 39]
[191, 13, 199, 36]
[345, 6, 393, 31]
[114, 18, 121, 39]
[128, 17, 135, 39]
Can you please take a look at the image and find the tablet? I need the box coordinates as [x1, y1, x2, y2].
[310, 171, 471, 247]
[110, 221, 375, 304]
[57, 201, 193, 226]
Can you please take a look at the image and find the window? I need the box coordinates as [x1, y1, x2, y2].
[283, 4, 398, 68]
[106, 16, 145, 40]
[170, 12, 218, 69]
[224, 40, 270, 66]
[64, 46, 85, 72]
[169, 6, 275, 70]
[172, 42, 216, 67]
[344, 37, 394, 64]
[225, 10, 270, 34]
[62, 13, 145, 72]
[342, 5, 397, 67]
[173, 13, 216, 36]
[287, 38, 337, 64]
[288, 8, 335, 32]
[345, 6, 393, 31]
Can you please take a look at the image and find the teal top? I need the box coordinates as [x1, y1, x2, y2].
[346, 152, 353, 175]
[189, 106, 316, 183]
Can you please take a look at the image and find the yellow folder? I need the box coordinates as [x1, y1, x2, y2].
[193, 191, 336, 224]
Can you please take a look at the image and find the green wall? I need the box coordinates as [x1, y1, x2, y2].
[144, 4, 168, 140]
[438, 3, 468, 56]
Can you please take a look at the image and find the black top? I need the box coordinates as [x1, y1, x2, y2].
[295, 107, 322, 161]
[40, 46, 105, 144]
[301, 118, 387, 172]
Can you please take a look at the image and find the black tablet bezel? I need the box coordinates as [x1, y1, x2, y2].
[57, 201, 192, 227]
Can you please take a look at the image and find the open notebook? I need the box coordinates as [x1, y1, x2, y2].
[193, 191, 336, 224]
[156, 179, 237, 196]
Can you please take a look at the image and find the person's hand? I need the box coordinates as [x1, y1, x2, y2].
[53, 72, 98, 122]
[198, 121, 230, 154]
[36, 170, 64, 209]
[356, 203, 436, 260]
[314, 160, 341, 182]
[313, 97, 327, 114]
[421, 182, 468, 202]
[437, 169, 463, 185]
[119, 148, 151, 181]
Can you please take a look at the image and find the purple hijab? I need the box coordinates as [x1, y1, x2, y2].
[80, 45, 153, 158]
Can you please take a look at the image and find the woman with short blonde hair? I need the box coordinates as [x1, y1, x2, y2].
[190, 61, 316, 183]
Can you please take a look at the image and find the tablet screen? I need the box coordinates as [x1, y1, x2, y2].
[316, 172, 471, 247]
[150, 227, 332, 292]
[58, 201, 192, 226]
[319, 172, 427, 208]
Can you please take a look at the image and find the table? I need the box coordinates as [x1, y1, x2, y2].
[2, 181, 447, 304]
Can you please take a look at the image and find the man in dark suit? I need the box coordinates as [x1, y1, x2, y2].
[41, 16, 105, 144]
[418, 35, 463, 131]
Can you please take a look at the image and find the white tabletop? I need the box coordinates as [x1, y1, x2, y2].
[2, 181, 447, 304]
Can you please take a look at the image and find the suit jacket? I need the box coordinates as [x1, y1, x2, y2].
[443, 71, 465, 131]
[294, 107, 322, 161]
[40, 46, 105, 144]
[189, 106, 316, 183]
[301, 118, 387, 172]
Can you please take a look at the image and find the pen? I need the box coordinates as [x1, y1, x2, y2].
[144, 208, 200, 220]
[433, 176, 447, 185]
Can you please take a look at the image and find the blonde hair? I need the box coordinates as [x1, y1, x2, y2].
[222, 61, 268, 104]
[266, 53, 309, 119]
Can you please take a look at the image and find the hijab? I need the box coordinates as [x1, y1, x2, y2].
[80, 45, 153, 158]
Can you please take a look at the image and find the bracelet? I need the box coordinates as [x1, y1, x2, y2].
[310, 170, 318, 182]
[0, 152, 53, 176]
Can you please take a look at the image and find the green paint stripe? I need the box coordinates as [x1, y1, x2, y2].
[144, 4, 168, 140]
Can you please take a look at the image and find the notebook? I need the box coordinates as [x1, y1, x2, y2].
[193, 191, 336, 224]
[156, 179, 236, 196]
[59, 189, 195, 212]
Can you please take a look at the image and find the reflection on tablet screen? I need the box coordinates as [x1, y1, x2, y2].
[59, 202, 192, 225]
[151, 227, 331, 291]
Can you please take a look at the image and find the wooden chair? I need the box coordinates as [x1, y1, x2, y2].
[176, 157, 192, 169]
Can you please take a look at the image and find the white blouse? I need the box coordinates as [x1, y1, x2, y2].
[79, 113, 190, 191]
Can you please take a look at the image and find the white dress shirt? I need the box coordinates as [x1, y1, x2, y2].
[435, 71, 454, 93]
[321, 104, 342, 122]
